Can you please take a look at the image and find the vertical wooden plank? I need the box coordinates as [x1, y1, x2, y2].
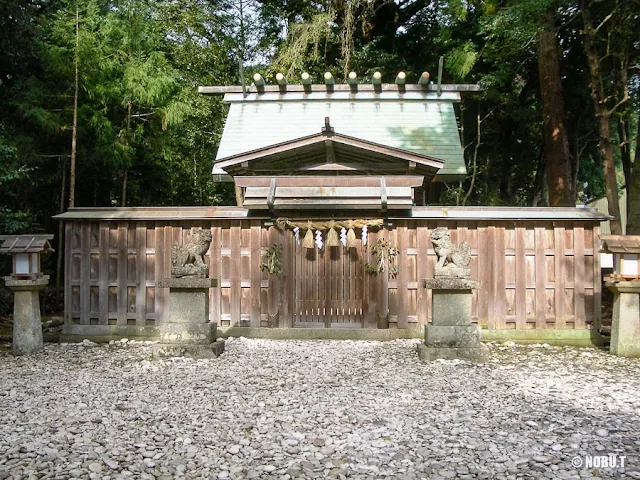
[416, 225, 429, 326]
[117, 223, 128, 325]
[476, 223, 488, 326]
[154, 225, 165, 324]
[64, 222, 72, 324]
[210, 225, 221, 325]
[79, 223, 91, 325]
[293, 240, 300, 323]
[98, 222, 109, 325]
[380, 229, 389, 325]
[574, 225, 585, 329]
[426, 222, 435, 323]
[339, 246, 346, 323]
[268, 227, 279, 326]
[592, 225, 602, 331]
[312, 245, 318, 323]
[332, 244, 338, 323]
[554, 224, 566, 329]
[494, 222, 506, 329]
[250, 224, 261, 327]
[535, 226, 547, 329]
[515, 225, 526, 330]
[363, 229, 374, 327]
[135, 222, 146, 325]
[324, 247, 332, 327]
[485, 225, 496, 328]
[230, 222, 241, 326]
[397, 224, 408, 329]
[301, 246, 308, 323]
[162, 225, 173, 325]
[280, 228, 293, 327]
[349, 248, 357, 324]
[318, 242, 325, 321]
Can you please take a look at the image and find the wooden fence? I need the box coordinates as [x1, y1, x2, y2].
[61, 208, 602, 332]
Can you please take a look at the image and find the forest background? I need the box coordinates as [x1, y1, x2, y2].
[0, 0, 639, 271]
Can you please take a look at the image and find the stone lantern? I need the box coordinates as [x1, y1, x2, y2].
[0, 234, 54, 355]
[601, 235, 640, 358]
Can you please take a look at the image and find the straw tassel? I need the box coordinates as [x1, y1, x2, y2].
[326, 220, 340, 247]
[302, 222, 314, 249]
[346, 220, 357, 248]
[347, 228, 357, 248]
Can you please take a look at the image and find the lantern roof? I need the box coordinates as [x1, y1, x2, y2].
[600, 235, 640, 254]
[0, 235, 54, 254]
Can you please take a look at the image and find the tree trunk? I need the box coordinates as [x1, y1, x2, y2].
[580, 0, 622, 234]
[121, 102, 132, 207]
[537, 12, 573, 206]
[627, 119, 640, 234]
[55, 155, 67, 305]
[121, 168, 128, 207]
[69, 2, 79, 209]
[531, 145, 547, 206]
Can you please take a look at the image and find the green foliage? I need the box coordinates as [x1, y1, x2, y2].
[0, 127, 36, 234]
[365, 239, 399, 279]
[445, 41, 478, 80]
[260, 243, 283, 276]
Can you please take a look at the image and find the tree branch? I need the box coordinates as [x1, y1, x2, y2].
[594, 10, 615, 34]
[606, 92, 630, 117]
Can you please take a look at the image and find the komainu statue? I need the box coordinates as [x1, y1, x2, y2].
[171, 228, 212, 277]
[430, 227, 472, 278]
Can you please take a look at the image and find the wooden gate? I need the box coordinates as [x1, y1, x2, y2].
[293, 244, 365, 328]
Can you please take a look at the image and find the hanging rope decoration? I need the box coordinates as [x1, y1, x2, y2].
[346, 220, 358, 248]
[275, 218, 383, 249]
[326, 220, 340, 247]
[302, 221, 314, 249]
[293, 226, 300, 245]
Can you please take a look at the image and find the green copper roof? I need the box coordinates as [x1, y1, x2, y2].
[216, 93, 466, 180]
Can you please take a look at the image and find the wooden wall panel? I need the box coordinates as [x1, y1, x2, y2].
[63, 217, 602, 332]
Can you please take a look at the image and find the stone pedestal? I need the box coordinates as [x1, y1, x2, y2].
[153, 277, 224, 359]
[418, 277, 488, 362]
[4, 276, 49, 356]
[606, 281, 640, 358]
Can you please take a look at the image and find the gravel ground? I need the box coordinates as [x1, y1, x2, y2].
[1, 338, 639, 480]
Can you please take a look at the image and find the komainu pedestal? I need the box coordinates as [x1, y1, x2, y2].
[418, 228, 488, 362]
[153, 277, 224, 359]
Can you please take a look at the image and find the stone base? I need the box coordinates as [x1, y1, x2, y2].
[5, 276, 49, 356]
[152, 340, 225, 359]
[434, 266, 471, 279]
[424, 325, 480, 348]
[158, 323, 216, 344]
[607, 282, 640, 358]
[417, 342, 489, 362]
[156, 278, 217, 325]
